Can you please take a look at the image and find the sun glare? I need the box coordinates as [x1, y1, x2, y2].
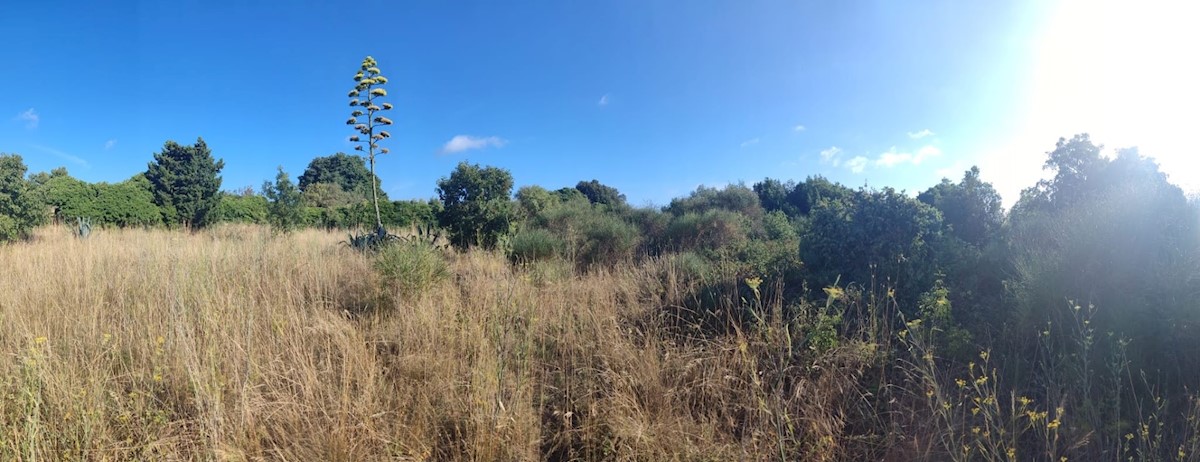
[1033, 0, 1198, 183]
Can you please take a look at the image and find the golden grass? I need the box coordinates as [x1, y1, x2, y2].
[0, 225, 880, 461]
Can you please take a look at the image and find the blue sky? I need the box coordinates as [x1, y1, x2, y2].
[2, 1, 1197, 207]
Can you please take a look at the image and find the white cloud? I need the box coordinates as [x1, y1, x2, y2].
[740, 138, 760, 148]
[793, 124, 806, 132]
[29, 144, 88, 168]
[907, 129, 934, 139]
[15, 108, 38, 129]
[819, 146, 841, 163]
[598, 94, 610, 106]
[104, 139, 117, 150]
[440, 135, 508, 154]
[873, 144, 942, 168]
[874, 147, 912, 167]
[845, 156, 868, 173]
[914, 145, 941, 164]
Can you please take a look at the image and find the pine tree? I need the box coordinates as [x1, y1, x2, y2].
[145, 138, 224, 229]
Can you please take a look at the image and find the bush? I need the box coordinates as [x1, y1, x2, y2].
[509, 227, 565, 263]
[373, 242, 450, 301]
[577, 212, 640, 268]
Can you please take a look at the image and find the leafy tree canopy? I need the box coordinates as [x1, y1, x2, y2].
[436, 161, 515, 249]
[0, 154, 42, 242]
[145, 138, 225, 229]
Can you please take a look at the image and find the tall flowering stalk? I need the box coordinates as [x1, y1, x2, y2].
[346, 56, 394, 231]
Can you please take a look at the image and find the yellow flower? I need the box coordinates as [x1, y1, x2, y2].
[971, 426, 981, 434]
[34, 336, 47, 345]
[979, 350, 990, 361]
[1006, 447, 1016, 459]
[1018, 396, 1032, 407]
[1047, 419, 1061, 430]
[956, 378, 967, 388]
[823, 286, 844, 300]
[926, 389, 935, 398]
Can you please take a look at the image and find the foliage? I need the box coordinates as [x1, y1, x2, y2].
[753, 177, 799, 217]
[1007, 135, 1200, 394]
[574, 179, 626, 208]
[297, 152, 379, 200]
[666, 183, 764, 218]
[801, 187, 943, 310]
[919, 166, 1003, 247]
[0, 154, 41, 242]
[346, 56, 395, 230]
[436, 161, 515, 249]
[92, 178, 162, 228]
[212, 192, 268, 224]
[392, 199, 439, 228]
[508, 227, 564, 263]
[145, 138, 225, 229]
[262, 167, 304, 232]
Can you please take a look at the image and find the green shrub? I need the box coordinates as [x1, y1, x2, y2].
[509, 227, 565, 263]
[373, 242, 450, 300]
[577, 212, 640, 268]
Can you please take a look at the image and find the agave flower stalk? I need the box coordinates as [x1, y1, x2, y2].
[345, 55, 394, 231]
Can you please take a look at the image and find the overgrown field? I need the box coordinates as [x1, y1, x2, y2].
[1, 225, 1198, 461]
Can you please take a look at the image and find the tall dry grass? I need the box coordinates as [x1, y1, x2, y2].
[0, 225, 887, 461]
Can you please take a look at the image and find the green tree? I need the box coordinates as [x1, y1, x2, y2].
[575, 179, 626, 208]
[0, 154, 42, 242]
[918, 166, 1003, 247]
[33, 174, 97, 223]
[145, 138, 225, 229]
[297, 152, 378, 199]
[800, 187, 943, 309]
[436, 162, 514, 249]
[93, 177, 162, 227]
[262, 167, 303, 232]
[346, 56, 395, 232]
[752, 178, 799, 217]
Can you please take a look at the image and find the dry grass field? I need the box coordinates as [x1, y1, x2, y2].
[0, 225, 892, 461]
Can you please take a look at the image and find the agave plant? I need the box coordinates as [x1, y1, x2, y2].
[400, 222, 449, 250]
[344, 226, 399, 252]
